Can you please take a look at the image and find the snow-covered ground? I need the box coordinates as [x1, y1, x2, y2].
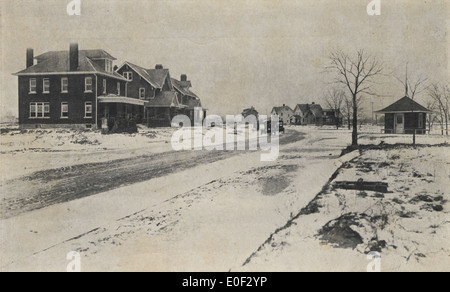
[239, 141, 450, 272]
[1, 125, 449, 271]
[0, 126, 177, 183]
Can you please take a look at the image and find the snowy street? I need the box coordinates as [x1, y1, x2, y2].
[1, 126, 448, 271]
[1, 127, 352, 271]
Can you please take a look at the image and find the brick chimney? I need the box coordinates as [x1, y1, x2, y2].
[70, 43, 79, 71]
[26, 48, 34, 68]
[181, 74, 187, 82]
[155, 64, 163, 69]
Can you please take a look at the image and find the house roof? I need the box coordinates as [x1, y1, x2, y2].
[186, 99, 202, 109]
[295, 104, 310, 115]
[376, 96, 430, 113]
[15, 50, 126, 80]
[171, 78, 199, 99]
[272, 105, 294, 114]
[145, 91, 182, 108]
[119, 61, 170, 89]
[35, 50, 116, 61]
[309, 104, 323, 116]
[146, 68, 170, 89]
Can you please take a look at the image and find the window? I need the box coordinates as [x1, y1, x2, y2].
[61, 78, 68, 93]
[105, 60, 113, 73]
[418, 113, 424, 128]
[29, 79, 37, 94]
[85, 102, 93, 118]
[139, 88, 145, 99]
[124, 72, 133, 81]
[117, 82, 121, 95]
[29, 102, 50, 118]
[103, 79, 107, 94]
[61, 102, 69, 118]
[85, 77, 93, 92]
[397, 115, 403, 124]
[43, 78, 50, 93]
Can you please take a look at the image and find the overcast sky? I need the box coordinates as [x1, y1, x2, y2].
[1, 0, 448, 118]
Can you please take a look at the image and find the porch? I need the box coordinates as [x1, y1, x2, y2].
[98, 95, 146, 133]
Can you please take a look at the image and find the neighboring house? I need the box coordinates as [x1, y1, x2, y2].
[375, 96, 430, 134]
[271, 104, 294, 125]
[293, 103, 323, 125]
[116, 62, 184, 127]
[293, 104, 309, 125]
[242, 107, 259, 119]
[322, 109, 343, 127]
[14, 44, 129, 130]
[172, 75, 206, 125]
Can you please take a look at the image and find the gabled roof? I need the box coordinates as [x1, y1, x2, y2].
[118, 61, 169, 89]
[309, 104, 323, 117]
[271, 105, 294, 113]
[376, 96, 430, 113]
[14, 50, 126, 80]
[294, 104, 309, 115]
[145, 91, 182, 108]
[146, 68, 170, 89]
[171, 78, 199, 99]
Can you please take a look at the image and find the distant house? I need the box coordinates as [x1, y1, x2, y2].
[242, 107, 259, 119]
[293, 103, 323, 126]
[322, 109, 343, 127]
[271, 104, 294, 125]
[14, 44, 129, 130]
[376, 96, 430, 134]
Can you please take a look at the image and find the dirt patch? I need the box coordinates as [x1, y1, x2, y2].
[318, 213, 368, 249]
[261, 176, 290, 196]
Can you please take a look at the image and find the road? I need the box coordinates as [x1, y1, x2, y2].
[1, 127, 357, 272]
[0, 130, 304, 219]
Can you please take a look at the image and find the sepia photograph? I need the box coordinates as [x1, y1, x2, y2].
[0, 0, 449, 274]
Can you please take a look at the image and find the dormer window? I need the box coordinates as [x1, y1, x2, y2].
[105, 59, 113, 73]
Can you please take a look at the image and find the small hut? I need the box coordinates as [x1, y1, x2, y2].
[376, 96, 430, 134]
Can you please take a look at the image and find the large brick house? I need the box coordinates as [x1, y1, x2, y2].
[14, 44, 130, 130]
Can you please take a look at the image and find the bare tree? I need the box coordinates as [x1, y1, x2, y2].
[425, 99, 438, 133]
[342, 95, 352, 130]
[395, 69, 429, 100]
[324, 89, 345, 129]
[428, 83, 449, 136]
[341, 95, 364, 130]
[328, 49, 384, 146]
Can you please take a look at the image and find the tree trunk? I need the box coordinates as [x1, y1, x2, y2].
[445, 112, 449, 136]
[352, 94, 358, 146]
